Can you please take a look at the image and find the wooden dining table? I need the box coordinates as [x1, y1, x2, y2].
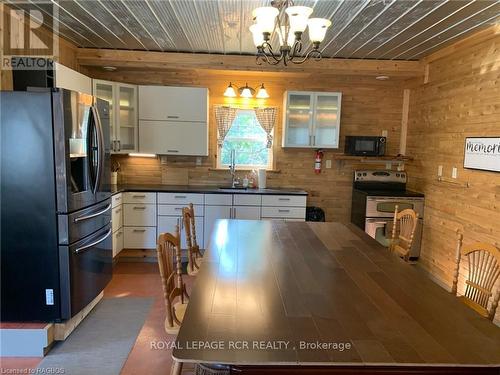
[173, 220, 500, 374]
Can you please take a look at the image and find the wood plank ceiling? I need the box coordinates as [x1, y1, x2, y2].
[9, 0, 500, 60]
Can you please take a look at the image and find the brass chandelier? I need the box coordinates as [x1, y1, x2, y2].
[250, 0, 332, 66]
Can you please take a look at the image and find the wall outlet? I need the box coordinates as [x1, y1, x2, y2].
[452, 167, 458, 179]
[160, 156, 168, 165]
[438, 165, 443, 177]
[325, 159, 332, 169]
[196, 157, 202, 166]
[382, 130, 388, 137]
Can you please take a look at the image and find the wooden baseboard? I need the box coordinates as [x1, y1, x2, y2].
[54, 291, 103, 341]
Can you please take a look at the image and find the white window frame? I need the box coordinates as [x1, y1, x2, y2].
[217, 109, 274, 170]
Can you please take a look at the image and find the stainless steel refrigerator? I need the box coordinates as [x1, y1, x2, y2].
[1, 88, 112, 321]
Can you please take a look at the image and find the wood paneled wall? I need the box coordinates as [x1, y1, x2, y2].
[94, 68, 406, 222]
[405, 34, 500, 322]
[0, 4, 80, 90]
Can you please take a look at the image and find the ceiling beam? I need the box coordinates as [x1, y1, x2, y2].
[76, 49, 424, 78]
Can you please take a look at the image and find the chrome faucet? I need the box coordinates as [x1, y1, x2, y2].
[229, 149, 238, 188]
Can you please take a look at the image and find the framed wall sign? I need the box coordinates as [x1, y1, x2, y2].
[463, 137, 500, 173]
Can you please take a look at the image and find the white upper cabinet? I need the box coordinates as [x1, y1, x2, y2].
[54, 63, 92, 95]
[282, 91, 341, 149]
[138, 85, 209, 156]
[93, 80, 138, 154]
[138, 86, 208, 122]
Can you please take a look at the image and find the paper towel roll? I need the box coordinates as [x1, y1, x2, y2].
[258, 169, 266, 189]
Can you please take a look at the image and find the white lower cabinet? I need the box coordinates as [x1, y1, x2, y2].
[157, 215, 204, 250]
[123, 192, 157, 249]
[233, 206, 261, 220]
[114, 191, 306, 253]
[204, 205, 232, 247]
[112, 229, 124, 257]
[157, 193, 205, 250]
[261, 195, 307, 221]
[111, 193, 123, 258]
[123, 227, 157, 249]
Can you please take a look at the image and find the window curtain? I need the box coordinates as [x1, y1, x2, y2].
[214, 105, 238, 147]
[254, 107, 277, 148]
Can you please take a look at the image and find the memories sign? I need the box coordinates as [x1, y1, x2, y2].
[464, 137, 500, 173]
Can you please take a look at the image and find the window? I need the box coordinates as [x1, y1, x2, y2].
[218, 110, 273, 169]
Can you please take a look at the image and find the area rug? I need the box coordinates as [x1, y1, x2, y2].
[38, 297, 153, 375]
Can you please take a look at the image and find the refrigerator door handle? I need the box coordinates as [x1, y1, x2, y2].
[75, 229, 112, 254]
[74, 203, 112, 223]
[91, 105, 105, 194]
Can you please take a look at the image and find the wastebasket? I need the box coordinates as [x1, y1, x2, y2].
[306, 206, 325, 222]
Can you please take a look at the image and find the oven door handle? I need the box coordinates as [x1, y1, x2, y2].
[74, 203, 112, 223]
[75, 229, 112, 254]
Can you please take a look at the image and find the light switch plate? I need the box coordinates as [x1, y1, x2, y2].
[196, 157, 202, 166]
[382, 130, 388, 137]
[438, 165, 443, 177]
[325, 160, 332, 169]
[452, 167, 458, 179]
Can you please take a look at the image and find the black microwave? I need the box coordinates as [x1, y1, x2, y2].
[344, 136, 386, 156]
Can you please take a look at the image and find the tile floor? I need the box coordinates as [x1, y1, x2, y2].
[0, 261, 190, 375]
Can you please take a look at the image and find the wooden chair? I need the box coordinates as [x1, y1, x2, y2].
[157, 225, 189, 334]
[390, 205, 419, 261]
[452, 231, 500, 320]
[183, 203, 203, 276]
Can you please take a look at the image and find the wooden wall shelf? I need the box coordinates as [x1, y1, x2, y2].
[331, 154, 413, 162]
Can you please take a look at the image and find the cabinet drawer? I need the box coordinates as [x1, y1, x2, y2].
[262, 195, 306, 207]
[112, 193, 122, 208]
[261, 207, 306, 219]
[205, 194, 232, 206]
[123, 192, 156, 204]
[158, 193, 204, 205]
[233, 194, 261, 206]
[123, 204, 157, 226]
[112, 229, 124, 257]
[123, 227, 156, 249]
[112, 206, 123, 233]
[158, 204, 204, 216]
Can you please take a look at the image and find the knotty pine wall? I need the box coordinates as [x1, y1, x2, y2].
[0, 4, 81, 90]
[405, 34, 500, 321]
[89, 68, 406, 222]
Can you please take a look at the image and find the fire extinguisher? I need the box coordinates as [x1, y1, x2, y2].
[314, 149, 324, 174]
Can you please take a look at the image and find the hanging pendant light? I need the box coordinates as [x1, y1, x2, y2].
[250, 0, 332, 66]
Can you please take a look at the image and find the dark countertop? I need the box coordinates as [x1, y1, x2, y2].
[173, 220, 500, 367]
[111, 184, 308, 196]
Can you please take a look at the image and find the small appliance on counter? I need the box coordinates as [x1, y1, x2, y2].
[344, 136, 386, 156]
[350, 170, 424, 260]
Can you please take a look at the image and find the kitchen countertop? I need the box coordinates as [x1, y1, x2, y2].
[110, 184, 308, 196]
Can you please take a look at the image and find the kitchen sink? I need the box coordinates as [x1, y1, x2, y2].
[218, 186, 248, 190]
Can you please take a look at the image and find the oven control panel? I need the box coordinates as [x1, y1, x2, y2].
[354, 170, 407, 183]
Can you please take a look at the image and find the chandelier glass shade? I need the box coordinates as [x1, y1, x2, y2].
[250, 0, 332, 66]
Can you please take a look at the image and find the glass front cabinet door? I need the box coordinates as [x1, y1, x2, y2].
[282, 91, 341, 148]
[93, 80, 138, 154]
